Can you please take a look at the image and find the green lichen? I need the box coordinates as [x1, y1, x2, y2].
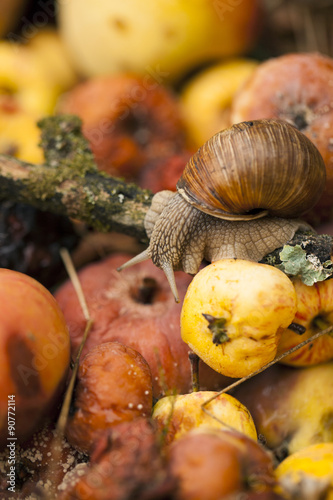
[277, 244, 333, 285]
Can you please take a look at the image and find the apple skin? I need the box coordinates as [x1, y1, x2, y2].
[152, 390, 257, 445]
[277, 278, 333, 366]
[65, 342, 153, 454]
[0, 269, 70, 447]
[233, 362, 333, 456]
[57, 0, 260, 82]
[180, 259, 297, 378]
[54, 254, 228, 398]
[58, 74, 186, 181]
[275, 443, 333, 500]
[181, 58, 258, 148]
[167, 428, 276, 500]
[231, 52, 333, 225]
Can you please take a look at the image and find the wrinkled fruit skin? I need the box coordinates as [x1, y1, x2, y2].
[167, 428, 276, 500]
[59, 418, 176, 500]
[233, 362, 333, 457]
[277, 278, 333, 366]
[275, 443, 333, 500]
[54, 254, 227, 398]
[231, 52, 333, 224]
[152, 391, 257, 445]
[0, 269, 70, 447]
[181, 259, 297, 378]
[65, 342, 153, 454]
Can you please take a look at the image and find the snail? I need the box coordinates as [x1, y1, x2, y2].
[118, 119, 326, 302]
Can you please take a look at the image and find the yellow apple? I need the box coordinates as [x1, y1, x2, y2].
[0, 111, 44, 164]
[181, 259, 297, 378]
[181, 58, 258, 148]
[0, 41, 58, 117]
[277, 278, 333, 366]
[152, 390, 257, 445]
[27, 29, 78, 93]
[57, 0, 260, 81]
[234, 362, 333, 456]
[275, 443, 333, 500]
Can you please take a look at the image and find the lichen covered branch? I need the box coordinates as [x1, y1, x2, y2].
[0, 115, 153, 241]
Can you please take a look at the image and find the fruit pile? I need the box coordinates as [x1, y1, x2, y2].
[2, 1, 333, 499]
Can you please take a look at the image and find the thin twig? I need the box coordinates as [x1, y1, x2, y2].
[201, 326, 333, 425]
[45, 248, 93, 498]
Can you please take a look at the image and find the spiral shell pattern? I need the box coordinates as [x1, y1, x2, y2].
[177, 119, 326, 220]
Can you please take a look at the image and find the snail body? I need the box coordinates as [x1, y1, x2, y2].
[119, 119, 326, 302]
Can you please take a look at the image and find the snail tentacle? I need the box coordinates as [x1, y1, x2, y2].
[116, 248, 150, 272]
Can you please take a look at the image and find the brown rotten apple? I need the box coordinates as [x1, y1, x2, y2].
[54, 254, 228, 398]
[167, 428, 276, 500]
[65, 342, 153, 454]
[58, 74, 187, 181]
[231, 52, 333, 224]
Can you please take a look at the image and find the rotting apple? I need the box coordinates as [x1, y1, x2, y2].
[167, 428, 276, 500]
[58, 74, 186, 181]
[54, 253, 229, 398]
[180, 259, 297, 378]
[152, 390, 257, 446]
[57, 0, 260, 82]
[275, 443, 333, 500]
[65, 342, 153, 454]
[233, 362, 333, 457]
[58, 418, 176, 500]
[181, 58, 258, 148]
[231, 52, 333, 225]
[0, 269, 70, 447]
[277, 278, 333, 366]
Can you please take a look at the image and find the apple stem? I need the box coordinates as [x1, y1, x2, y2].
[202, 313, 229, 345]
[188, 352, 200, 392]
[201, 324, 333, 413]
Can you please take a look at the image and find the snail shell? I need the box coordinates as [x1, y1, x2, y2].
[177, 119, 326, 221]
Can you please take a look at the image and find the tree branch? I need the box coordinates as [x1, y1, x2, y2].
[0, 115, 153, 242]
[0, 114, 332, 282]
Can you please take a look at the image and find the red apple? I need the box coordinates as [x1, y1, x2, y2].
[54, 254, 227, 398]
[231, 52, 333, 225]
[167, 428, 276, 500]
[277, 278, 333, 366]
[58, 74, 186, 181]
[0, 269, 70, 447]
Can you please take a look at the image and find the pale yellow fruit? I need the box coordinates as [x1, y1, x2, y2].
[0, 41, 58, 117]
[28, 29, 78, 92]
[181, 58, 258, 147]
[275, 443, 333, 500]
[181, 259, 297, 378]
[57, 0, 260, 81]
[0, 112, 44, 164]
[152, 390, 257, 445]
[234, 362, 333, 455]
